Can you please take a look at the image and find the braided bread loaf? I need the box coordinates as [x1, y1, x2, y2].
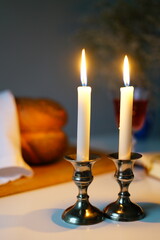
[16, 98, 67, 165]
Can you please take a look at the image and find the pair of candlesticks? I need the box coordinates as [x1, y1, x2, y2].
[61, 152, 145, 225]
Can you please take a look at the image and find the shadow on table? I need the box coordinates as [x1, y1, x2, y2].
[3, 202, 159, 232]
[51, 208, 78, 230]
[139, 202, 160, 223]
[0, 208, 78, 233]
[0, 206, 112, 232]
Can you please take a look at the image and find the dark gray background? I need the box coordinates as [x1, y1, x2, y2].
[0, 0, 159, 140]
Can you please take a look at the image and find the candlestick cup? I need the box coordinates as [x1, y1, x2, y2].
[62, 154, 104, 225]
[104, 152, 145, 221]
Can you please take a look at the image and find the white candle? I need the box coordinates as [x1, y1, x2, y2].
[76, 49, 91, 161]
[118, 55, 134, 160]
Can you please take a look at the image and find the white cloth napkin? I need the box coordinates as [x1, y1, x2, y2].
[0, 90, 33, 185]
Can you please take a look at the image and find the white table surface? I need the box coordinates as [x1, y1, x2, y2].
[0, 171, 160, 240]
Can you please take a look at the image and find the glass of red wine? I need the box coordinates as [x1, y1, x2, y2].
[113, 87, 149, 151]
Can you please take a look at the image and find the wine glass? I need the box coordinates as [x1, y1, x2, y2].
[113, 87, 149, 151]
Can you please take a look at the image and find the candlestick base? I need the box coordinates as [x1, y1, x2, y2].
[62, 154, 104, 225]
[103, 152, 145, 222]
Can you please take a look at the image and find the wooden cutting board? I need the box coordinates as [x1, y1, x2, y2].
[0, 147, 114, 198]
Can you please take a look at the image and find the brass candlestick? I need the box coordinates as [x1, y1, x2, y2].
[104, 152, 145, 221]
[62, 154, 104, 225]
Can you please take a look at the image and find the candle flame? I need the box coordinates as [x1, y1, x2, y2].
[80, 49, 87, 86]
[123, 55, 130, 86]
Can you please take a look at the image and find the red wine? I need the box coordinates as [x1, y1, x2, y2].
[114, 99, 148, 131]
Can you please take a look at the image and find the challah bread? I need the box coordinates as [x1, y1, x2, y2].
[16, 98, 68, 165]
[16, 98, 67, 132]
[21, 131, 67, 165]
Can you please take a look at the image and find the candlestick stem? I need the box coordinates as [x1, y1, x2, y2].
[104, 152, 145, 221]
[62, 154, 104, 225]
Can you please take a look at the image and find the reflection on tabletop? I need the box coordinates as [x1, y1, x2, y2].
[0, 172, 160, 240]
